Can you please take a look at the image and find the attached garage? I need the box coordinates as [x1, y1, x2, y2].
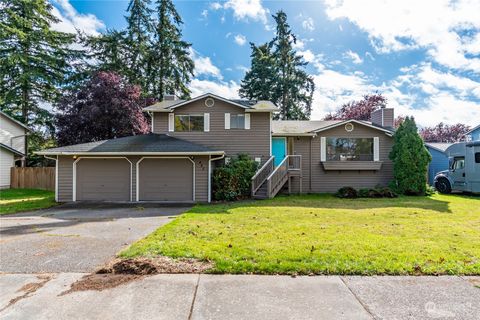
[75, 158, 131, 201]
[137, 157, 194, 202]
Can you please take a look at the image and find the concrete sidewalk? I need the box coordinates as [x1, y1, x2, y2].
[1, 274, 479, 320]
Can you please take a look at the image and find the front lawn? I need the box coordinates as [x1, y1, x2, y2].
[0, 188, 57, 215]
[120, 194, 480, 275]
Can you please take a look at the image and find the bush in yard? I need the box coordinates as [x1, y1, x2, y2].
[213, 154, 258, 201]
[389, 117, 431, 195]
[335, 187, 358, 198]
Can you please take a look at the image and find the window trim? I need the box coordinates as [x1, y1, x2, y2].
[324, 137, 375, 162]
[174, 114, 205, 132]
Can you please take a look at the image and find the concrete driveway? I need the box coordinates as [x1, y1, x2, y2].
[0, 203, 189, 273]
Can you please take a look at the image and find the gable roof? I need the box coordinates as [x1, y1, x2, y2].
[425, 142, 453, 153]
[36, 134, 224, 156]
[143, 93, 278, 113]
[272, 119, 395, 136]
[0, 142, 25, 156]
[466, 124, 480, 135]
[0, 111, 32, 131]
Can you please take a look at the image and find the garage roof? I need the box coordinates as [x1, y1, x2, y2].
[36, 134, 224, 156]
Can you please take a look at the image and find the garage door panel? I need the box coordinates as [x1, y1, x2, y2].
[139, 158, 193, 201]
[76, 158, 130, 201]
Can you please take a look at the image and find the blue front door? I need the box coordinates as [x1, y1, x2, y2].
[272, 137, 286, 166]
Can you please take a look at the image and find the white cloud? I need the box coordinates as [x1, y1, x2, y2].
[210, 2, 222, 10]
[292, 38, 305, 50]
[201, 9, 208, 19]
[190, 49, 222, 79]
[344, 50, 363, 64]
[302, 17, 315, 31]
[189, 79, 240, 98]
[234, 34, 247, 46]
[223, 0, 268, 24]
[51, 0, 104, 36]
[325, 0, 480, 72]
[306, 52, 479, 127]
[298, 50, 324, 71]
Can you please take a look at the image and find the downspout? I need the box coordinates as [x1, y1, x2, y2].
[44, 155, 58, 202]
[208, 154, 225, 203]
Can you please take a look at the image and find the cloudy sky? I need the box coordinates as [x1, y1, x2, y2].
[52, 0, 480, 127]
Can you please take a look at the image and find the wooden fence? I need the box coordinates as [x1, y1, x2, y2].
[10, 167, 55, 191]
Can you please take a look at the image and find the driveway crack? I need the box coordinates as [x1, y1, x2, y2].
[340, 276, 376, 320]
[188, 274, 201, 320]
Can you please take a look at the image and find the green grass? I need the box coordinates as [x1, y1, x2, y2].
[0, 188, 57, 215]
[120, 194, 480, 275]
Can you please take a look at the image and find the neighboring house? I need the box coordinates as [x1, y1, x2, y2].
[466, 124, 480, 141]
[37, 93, 395, 203]
[425, 143, 452, 185]
[0, 111, 30, 189]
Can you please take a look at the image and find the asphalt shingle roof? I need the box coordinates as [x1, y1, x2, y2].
[37, 134, 223, 155]
[425, 142, 454, 153]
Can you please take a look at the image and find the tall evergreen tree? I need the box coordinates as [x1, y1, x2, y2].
[123, 0, 154, 87]
[389, 117, 431, 195]
[239, 43, 276, 101]
[0, 0, 82, 157]
[240, 10, 314, 120]
[148, 0, 194, 99]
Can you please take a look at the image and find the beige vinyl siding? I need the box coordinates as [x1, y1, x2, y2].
[0, 113, 27, 154]
[0, 148, 14, 189]
[152, 98, 271, 162]
[287, 123, 394, 193]
[194, 156, 209, 202]
[58, 156, 74, 202]
[56, 155, 209, 202]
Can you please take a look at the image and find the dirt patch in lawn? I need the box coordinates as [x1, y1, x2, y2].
[61, 257, 212, 295]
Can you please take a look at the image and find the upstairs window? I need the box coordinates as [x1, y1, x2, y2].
[174, 114, 204, 132]
[230, 114, 245, 129]
[326, 138, 374, 161]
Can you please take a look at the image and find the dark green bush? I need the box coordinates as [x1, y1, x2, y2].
[213, 154, 258, 201]
[337, 186, 397, 199]
[335, 187, 358, 198]
[389, 117, 431, 195]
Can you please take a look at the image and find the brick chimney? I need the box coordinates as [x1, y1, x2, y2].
[371, 107, 394, 128]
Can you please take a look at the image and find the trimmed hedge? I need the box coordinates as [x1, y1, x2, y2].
[336, 186, 398, 199]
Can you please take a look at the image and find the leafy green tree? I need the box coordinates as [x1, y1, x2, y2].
[239, 43, 276, 101]
[389, 117, 431, 195]
[0, 0, 82, 160]
[240, 10, 314, 120]
[147, 0, 194, 99]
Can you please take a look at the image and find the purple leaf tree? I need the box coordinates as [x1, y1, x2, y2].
[420, 122, 471, 143]
[324, 94, 387, 121]
[56, 71, 151, 146]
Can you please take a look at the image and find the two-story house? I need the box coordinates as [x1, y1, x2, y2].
[0, 111, 30, 189]
[38, 93, 395, 202]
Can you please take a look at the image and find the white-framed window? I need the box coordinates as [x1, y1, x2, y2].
[326, 137, 374, 161]
[230, 114, 245, 129]
[174, 114, 204, 132]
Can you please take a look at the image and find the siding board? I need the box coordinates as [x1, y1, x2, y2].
[153, 98, 271, 162]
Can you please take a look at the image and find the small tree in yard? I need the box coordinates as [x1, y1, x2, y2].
[56, 71, 150, 146]
[213, 154, 258, 201]
[389, 117, 431, 195]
